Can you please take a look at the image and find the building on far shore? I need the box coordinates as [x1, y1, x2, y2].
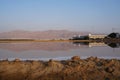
[70, 34, 107, 40]
[88, 34, 106, 40]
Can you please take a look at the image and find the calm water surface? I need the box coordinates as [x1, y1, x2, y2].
[0, 42, 120, 60]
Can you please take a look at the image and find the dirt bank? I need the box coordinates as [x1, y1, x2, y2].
[0, 56, 120, 80]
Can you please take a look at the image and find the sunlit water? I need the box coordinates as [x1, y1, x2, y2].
[0, 42, 120, 60]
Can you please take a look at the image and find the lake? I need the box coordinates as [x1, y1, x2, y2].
[0, 42, 120, 60]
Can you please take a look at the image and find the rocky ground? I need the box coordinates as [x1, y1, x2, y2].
[0, 56, 120, 80]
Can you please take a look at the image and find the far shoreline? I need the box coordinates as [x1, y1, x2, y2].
[0, 38, 120, 43]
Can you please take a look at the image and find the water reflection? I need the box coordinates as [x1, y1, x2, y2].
[0, 42, 119, 52]
[73, 42, 120, 48]
[106, 43, 120, 48]
[73, 42, 108, 48]
[0, 41, 120, 60]
[0, 42, 80, 52]
[73, 42, 89, 46]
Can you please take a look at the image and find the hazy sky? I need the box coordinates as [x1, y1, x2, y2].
[0, 0, 120, 33]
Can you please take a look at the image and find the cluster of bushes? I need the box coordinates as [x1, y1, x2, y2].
[105, 32, 120, 39]
[70, 36, 89, 40]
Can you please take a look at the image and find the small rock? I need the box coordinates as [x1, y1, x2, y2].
[14, 58, 20, 62]
[105, 77, 110, 80]
[96, 61, 103, 66]
[87, 56, 96, 61]
[71, 56, 80, 61]
[49, 59, 54, 62]
[105, 67, 114, 73]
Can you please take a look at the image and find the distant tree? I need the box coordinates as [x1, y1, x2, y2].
[84, 36, 89, 40]
[107, 33, 117, 38]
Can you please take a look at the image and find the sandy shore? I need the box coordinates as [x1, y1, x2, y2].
[0, 56, 120, 80]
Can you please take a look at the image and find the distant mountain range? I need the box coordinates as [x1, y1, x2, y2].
[0, 30, 90, 39]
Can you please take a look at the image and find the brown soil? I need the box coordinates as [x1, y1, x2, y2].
[0, 56, 120, 80]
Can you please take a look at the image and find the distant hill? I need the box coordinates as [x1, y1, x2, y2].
[0, 30, 90, 39]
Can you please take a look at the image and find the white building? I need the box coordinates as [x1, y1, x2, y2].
[88, 34, 106, 39]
